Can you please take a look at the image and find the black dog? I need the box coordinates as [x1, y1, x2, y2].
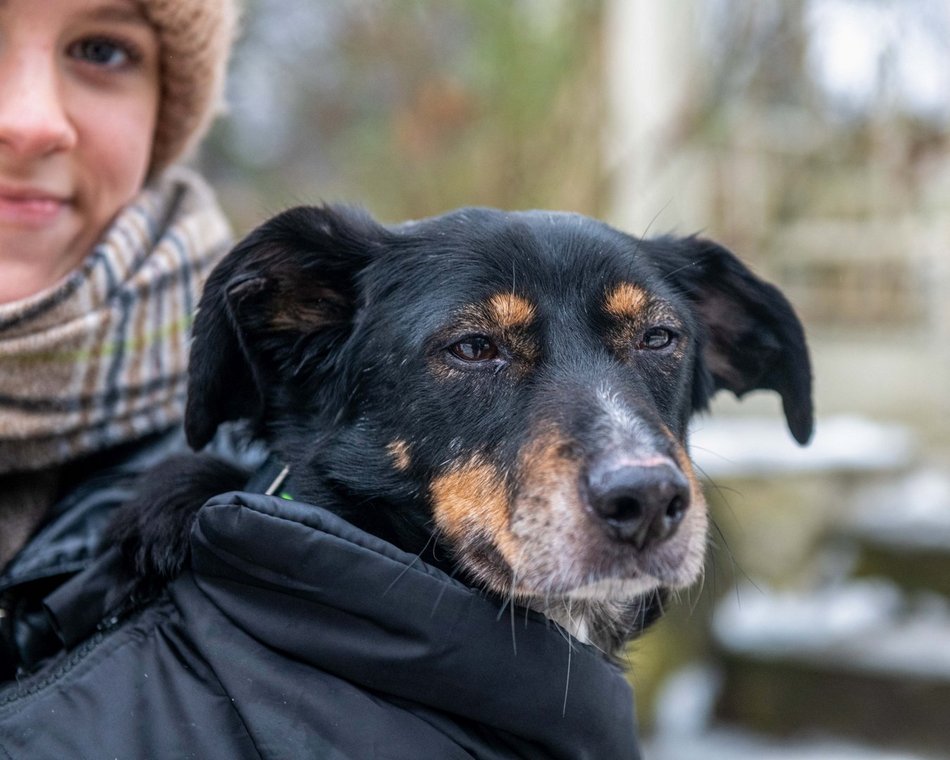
[112, 205, 812, 655]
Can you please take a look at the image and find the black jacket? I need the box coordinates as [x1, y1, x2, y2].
[0, 492, 641, 759]
[0, 430, 186, 678]
[0, 428, 260, 679]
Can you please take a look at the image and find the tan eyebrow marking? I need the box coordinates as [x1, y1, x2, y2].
[605, 282, 650, 320]
[487, 293, 536, 330]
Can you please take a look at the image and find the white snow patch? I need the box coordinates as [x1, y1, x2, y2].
[846, 469, 950, 549]
[713, 580, 950, 679]
[689, 415, 915, 478]
[652, 664, 722, 737]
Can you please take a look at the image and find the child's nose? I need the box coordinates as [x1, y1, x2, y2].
[0, 52, 77, 158]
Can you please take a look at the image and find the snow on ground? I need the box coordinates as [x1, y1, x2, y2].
[688, 414, 915, 478]
[844, 468, 950, 549]
[712, 579, 950, 679]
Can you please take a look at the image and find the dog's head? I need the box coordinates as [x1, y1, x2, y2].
[186, 205, 812, 648]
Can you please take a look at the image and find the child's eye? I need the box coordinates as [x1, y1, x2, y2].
[68, 37, 138, 69]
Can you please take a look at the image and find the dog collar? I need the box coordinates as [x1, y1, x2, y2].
[246, 456, 295, 500]
[264, 465, 292, 498]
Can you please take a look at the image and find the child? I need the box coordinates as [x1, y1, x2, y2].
[0, 0, 238, 677]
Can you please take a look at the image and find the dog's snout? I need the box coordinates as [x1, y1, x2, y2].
[585, 462, 690, 549]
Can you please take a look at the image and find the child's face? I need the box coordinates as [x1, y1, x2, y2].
[0, 0, 160, 303]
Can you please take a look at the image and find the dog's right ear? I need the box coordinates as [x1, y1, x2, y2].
[185, 205, 384, 450]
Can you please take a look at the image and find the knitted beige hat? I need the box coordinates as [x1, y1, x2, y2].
[137, 0, 240, 177]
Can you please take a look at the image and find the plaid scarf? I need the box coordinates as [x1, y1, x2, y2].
[0, 168, 232, 474]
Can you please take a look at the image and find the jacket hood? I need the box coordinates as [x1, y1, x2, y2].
[184, 491, 641, 759]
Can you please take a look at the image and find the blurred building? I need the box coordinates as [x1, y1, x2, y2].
[602, 3, 950, 756]
[197, 2, 950, 755]
[604, 0, 950, 429]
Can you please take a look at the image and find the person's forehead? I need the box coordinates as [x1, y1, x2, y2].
[0, 0, 150, 25]
[86, 0, 152, 25]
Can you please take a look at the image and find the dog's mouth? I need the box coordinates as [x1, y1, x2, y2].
[428, 433, 708, 605]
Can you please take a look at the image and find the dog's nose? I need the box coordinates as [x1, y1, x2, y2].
[585, 462, 690, 549]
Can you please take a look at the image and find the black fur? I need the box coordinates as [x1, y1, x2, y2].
[110, 205, 813, 653]
[110, 454, 248, 579]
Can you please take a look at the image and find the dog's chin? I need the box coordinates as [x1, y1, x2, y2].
[512, 547, 703, 650]
[452, 518, 706, 606]
[511, 541, 704, 603]
[535, 575, 663, 604]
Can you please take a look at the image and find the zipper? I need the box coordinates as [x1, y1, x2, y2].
[0, 597, 160, 709]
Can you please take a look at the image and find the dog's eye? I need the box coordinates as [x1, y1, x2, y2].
[449, 335, 499, 363]
[638, 327, 676, 350]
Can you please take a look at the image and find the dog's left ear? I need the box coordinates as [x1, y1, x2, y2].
[654, 236, 814, 445]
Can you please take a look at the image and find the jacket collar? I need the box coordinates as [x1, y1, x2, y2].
[186, 491, 641, 759]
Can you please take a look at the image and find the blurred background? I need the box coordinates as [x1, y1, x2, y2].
[195, 1, 950, 757]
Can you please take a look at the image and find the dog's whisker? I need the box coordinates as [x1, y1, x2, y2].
[688, 567, 707, 616]
[708, 516, 757, 597]
[691, 458, 744, 504]
[641, 199, 673, 241]
[383, 533, 438, 597]
[416, 530, 437, 560]
[429, 582, 448, 619]
[654, 592, 667, 621]
[629, 200, 672, 266]
[659, 258, 702, 284]
[382, 554, 423, 597]
[561, 629, 573, 718]
[495, 596, 512, 622]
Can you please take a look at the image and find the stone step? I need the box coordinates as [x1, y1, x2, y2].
[839, 468, 950, 596]
[706, 580, 950, 756]
[648, 665, 945, 759]
[849, 541, 950, 599]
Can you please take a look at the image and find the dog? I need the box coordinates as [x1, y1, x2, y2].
[111, 204, 812, 656]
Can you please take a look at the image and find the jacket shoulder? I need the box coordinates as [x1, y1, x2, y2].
[0, 593, 261, 759]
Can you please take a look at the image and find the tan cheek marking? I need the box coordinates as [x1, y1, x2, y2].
[387, 439, 411, 471]
[487, 293, 536, 330]
[605, 282, 650, 320]
[511, 429, 582, 548]
[517, 428, 577, 494]
[430, 457, 512, 548]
